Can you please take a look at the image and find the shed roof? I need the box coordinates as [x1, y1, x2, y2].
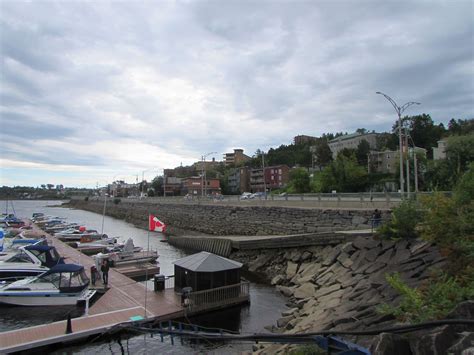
[173, 251, 242, 272]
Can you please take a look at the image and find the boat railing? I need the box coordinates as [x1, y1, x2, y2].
[185, 281, 250, 313]
[164, 275, 175, 289]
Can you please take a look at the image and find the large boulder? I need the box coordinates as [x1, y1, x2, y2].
[271, 274, 285, 286]
[293, 283, 316, 299]
[286, 261, 298, 279]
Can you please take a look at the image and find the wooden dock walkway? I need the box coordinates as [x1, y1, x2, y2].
[0, 223, 185, 353]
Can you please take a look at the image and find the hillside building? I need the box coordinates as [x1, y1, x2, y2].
[224, 149, 251, 167]
[328, 132, 378, 158]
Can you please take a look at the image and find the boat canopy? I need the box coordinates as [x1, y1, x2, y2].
[37, 263, 89, 292]
[44, 263, 84, 275]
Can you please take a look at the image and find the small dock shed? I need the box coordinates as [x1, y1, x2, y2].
[173, 251, 242, 292]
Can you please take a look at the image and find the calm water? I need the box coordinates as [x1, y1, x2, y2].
[1, 200, 288, 354]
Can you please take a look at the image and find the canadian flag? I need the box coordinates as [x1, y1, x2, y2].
[149, 215, 167, 233]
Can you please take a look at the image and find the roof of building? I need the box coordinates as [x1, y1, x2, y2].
[329, 132, 377, 143]
[173, 251, 242, 272]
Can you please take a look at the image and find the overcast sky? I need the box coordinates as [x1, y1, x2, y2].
[0, 0, 472, 188]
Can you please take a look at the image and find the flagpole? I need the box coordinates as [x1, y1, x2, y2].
[144, 210, 150, 319]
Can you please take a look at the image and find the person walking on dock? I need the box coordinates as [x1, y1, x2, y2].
[101, 259, 110, 285]
[90, 265, 98, 286]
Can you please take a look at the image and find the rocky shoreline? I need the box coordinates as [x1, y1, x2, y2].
[231, 236, 472, 354]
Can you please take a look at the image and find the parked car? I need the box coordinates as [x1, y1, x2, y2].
[240, 192, 252, 200]
[249, 192, 266, 199]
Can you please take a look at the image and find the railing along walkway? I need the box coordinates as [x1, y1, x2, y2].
[186, 282, 250, 314]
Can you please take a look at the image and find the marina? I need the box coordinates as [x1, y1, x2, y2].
[0, 203, 256, 353]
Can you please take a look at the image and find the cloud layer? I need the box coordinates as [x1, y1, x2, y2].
[1, 1, 472, 187]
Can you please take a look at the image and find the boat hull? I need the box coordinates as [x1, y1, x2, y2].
[0, 292, 84, 306]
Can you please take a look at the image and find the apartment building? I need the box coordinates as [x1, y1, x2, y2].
[294, 135, 317, 145]
[224, 149, 251, 166]
[369, 147, 427, 174]
[163, 176, 182, 196]
[328, 132, 378, 158]
[228, 167, 250, 194]
[368, 150, 398, 174]
[249, 165, 289, 192]
[182, 177, 221, 196]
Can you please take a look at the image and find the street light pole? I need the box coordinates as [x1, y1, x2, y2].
[261, 152, 267, 196]
[405, 127, 410, 199]
[376, 92, 420, 198]
[201, 152, 217, 197]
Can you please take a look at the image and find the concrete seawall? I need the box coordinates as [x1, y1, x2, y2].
[68, 199, 388, 236]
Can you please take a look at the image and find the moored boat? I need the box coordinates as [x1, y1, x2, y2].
[0, 264, 91, 306]
[0, 243, 64, 282]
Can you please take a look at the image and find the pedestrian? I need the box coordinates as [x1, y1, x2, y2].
[90, 265, 97, 286]
[372, 209, 382, 228]
[101, 259, 110, 285]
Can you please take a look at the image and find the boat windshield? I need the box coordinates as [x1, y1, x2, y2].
[32, 273, 61, 289]
[28, 248, 61, 267]
[34, 270, 88, 290]
[6, 251, 33, 263]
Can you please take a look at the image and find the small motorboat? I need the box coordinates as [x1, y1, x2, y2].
[95, 238, 157, 267]
[0, 264, 91, 306]
[0, 243, 64, 282]
[54, 227, 105, 241]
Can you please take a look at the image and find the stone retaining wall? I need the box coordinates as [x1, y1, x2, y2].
[69, 200, 388, 236]
[230, 236, 468, 354]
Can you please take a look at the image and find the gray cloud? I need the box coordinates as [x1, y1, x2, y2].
[0, 0, 472, 186]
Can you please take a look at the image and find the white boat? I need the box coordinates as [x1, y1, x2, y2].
[45, 223, 79, 233]
[95, 238, 157, 267]
[0, 264, 90, 306]
[0, 243, 64, 282]
[54, 228, 106, 242]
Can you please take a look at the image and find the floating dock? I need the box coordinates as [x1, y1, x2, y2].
[0, 221, 249, 353]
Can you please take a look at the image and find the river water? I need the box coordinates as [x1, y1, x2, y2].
[1, 200, 287, 354]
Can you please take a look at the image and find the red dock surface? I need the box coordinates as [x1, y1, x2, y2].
[0, 222, 184, 353]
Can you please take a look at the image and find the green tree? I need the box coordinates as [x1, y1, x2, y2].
[151, 176, 163, 196]
[288, 168, 311, 193]
[376, 132, 398, 151]
[356, 139, 371, 166]
[313, 138, 333, 169]
[424, 134, 474, 190]
[397, 114, 445, 158]
[446, 134, 474, 175]
[319, 155, 368, 192]
[448, 118, 474, 136]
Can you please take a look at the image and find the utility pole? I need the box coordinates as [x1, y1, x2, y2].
[262, 152, 267, 196]
[405, 127, 410, 199]
[163, 172, 166, 197]
[376, 92, 420, 198]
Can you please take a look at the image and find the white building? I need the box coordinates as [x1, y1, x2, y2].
[433, 139, 448, 160]
[328, 132, 378, 158]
